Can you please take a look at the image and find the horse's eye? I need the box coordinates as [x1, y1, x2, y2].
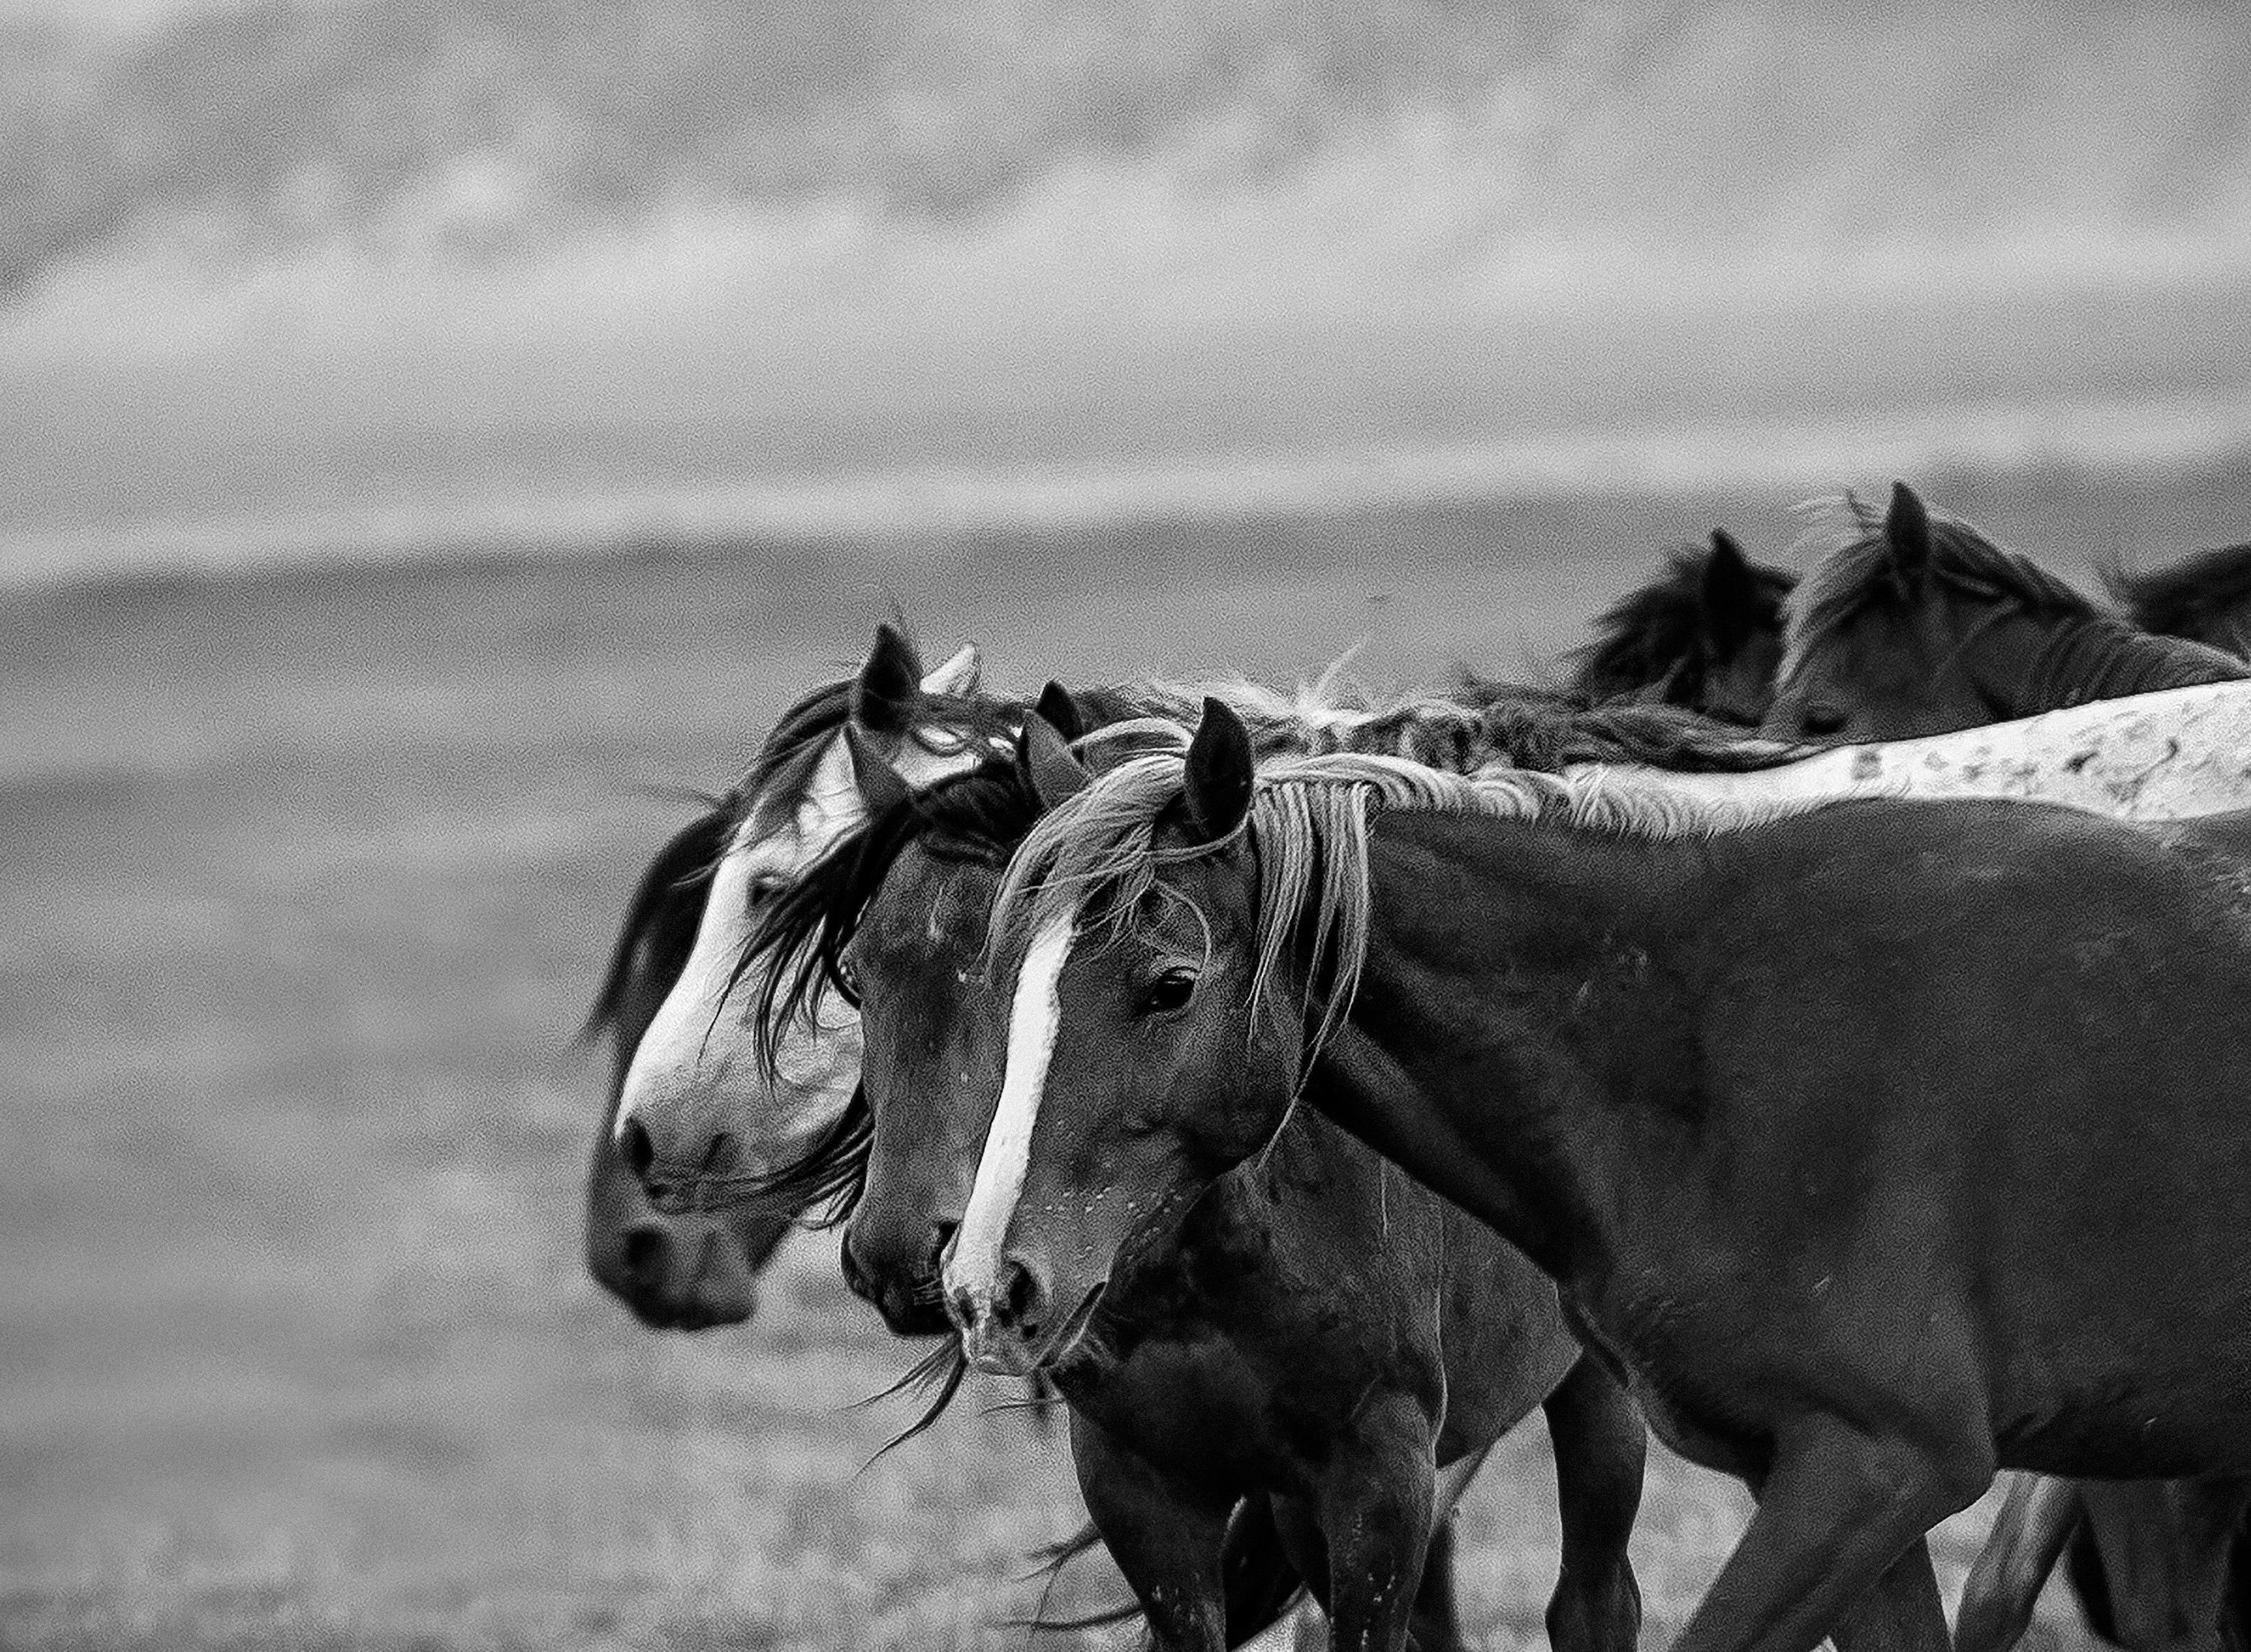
[831, 953, 864, 1004]
[747, 874, 787, 907]
[1138, 967, 1198, 1017]
[1800, 703, 1847, 737]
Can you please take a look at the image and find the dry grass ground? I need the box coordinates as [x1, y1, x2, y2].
[6, 467, 2248, 1650]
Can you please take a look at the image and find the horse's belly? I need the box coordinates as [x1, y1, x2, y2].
[1996, 1361, 2251, 1478]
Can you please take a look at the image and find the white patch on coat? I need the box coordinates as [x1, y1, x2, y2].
[1577, 681, 2251, 824]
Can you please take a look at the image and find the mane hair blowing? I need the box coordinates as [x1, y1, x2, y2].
[991, 742, 1818, 1065]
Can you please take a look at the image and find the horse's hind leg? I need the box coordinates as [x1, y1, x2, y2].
[1542, 1353, 1648, 1652]
[1954, 1475, 2083, 1652]
[1667, 1417, 1988, 1652]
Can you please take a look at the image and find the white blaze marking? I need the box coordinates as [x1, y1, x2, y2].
[613, 737, 863, 1158]
[945, 913, 1078, 1314]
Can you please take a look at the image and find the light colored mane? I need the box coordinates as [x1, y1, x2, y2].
[991, 735, 1822, 1060]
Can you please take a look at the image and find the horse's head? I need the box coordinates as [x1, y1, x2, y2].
[1689, 530, 1794, 726]
[940, 701, 1303, 1379]
[609, 625, 1007, 1227]
[1571, 530, 1795, 727]
[583, 808, 793, 1329]
[1763, 481, 2102, 742]
[840, 836, 1019, 1335]
[829, 687, 1116, 1338]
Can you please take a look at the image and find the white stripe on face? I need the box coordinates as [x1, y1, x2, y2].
[944, 912, 1078, 1317]
[612, 738, 863, 1155]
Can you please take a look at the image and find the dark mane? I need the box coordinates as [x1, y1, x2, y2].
[1567, 543, 1794, 703]
[582, 799, 736, 1044]
[739, 670, 1022, 835]
[1784, 493, 2102, 665]
[746, 758, 1041, 1068]
[712, 759, 1043, 1218]
[2109, 542, 2251, 656]
[1448, 677, 1812, 773]
[741, 680, 855, 832]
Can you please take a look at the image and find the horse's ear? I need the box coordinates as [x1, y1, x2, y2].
[920, 642, 981, 698]
[1883, 481, 1933, 599]
[852, 623, 925, 736]
[1700, 529, 1760, 652]
[1017, 712, 1091, 810]
[1182, 697, 1255, 844]
[843, 723, 913, 815]
[1032, 680, 1084, 743]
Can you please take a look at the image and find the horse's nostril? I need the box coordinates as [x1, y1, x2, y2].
[620, 1117, 654, 1179]
[928, 1221, 958, 1272]
[621, 1224, 670, 1281]
[995, 1259, 1042, 1338]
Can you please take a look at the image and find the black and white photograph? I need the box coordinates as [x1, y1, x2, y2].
[7, 2, 2251, 1649]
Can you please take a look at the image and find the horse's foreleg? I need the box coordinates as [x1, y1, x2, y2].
[1069, 1411, 1234, 1652]
[1667, 1419, 1988, 1652]
[1542, 1353, 1648, 1652]
[1313, 1392, 1439, 1652]
[1217, 1494, 1313, 1647]
[1954, 1475, 2082, 1652]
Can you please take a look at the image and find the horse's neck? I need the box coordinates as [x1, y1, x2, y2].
[2015, 612, 2244, 712]
[1315, 813, 1699, 1284]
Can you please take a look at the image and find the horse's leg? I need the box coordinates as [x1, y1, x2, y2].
[2077, 1476, 2251, 1651]
[1264, 1487, 1469, 1651]
[1542, 1354, 1647, 1652]
[1832, 1539, 1951, 1652]
[1407, 1512, 1465, 1652]
[1666, 1419, 1988, 1652]
[1069, 1411, 1233, 1652]
[1313, 1392, 1439, 1652]
[1219, 1493, 1313, 1647]
[1954, 1476, 2083, 1652]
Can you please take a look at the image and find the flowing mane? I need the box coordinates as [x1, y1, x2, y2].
[2108, 542, 2251, 657]
[583, 798, 735, 1043]
[1566, 542, 1795, 703]
[992, 737, 1827, 1063]
[738, 680, 1804, 1068]
[1779, 492, 2101, 675]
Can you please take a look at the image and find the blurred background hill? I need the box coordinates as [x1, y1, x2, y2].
[5, 0, 2250, 583]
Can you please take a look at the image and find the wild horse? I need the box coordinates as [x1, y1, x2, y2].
[947, 698, 2251, 1652]
[1569, 529, 1795, 726]
[1763, 481, 2243, 743]
[583, 800, 794, 1328]
[765, 707, 1680, 1652]
[597, 629, 1727, 1647]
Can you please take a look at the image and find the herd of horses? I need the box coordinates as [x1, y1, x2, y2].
[577, 482, 2251, 1652]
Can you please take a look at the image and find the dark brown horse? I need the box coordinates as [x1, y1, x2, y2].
[1763, 482, 2243, 743]
[951, 698, 2251, 1652]
[1569, 530, 1796, 726]
[770, 718, 1646, 1652]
